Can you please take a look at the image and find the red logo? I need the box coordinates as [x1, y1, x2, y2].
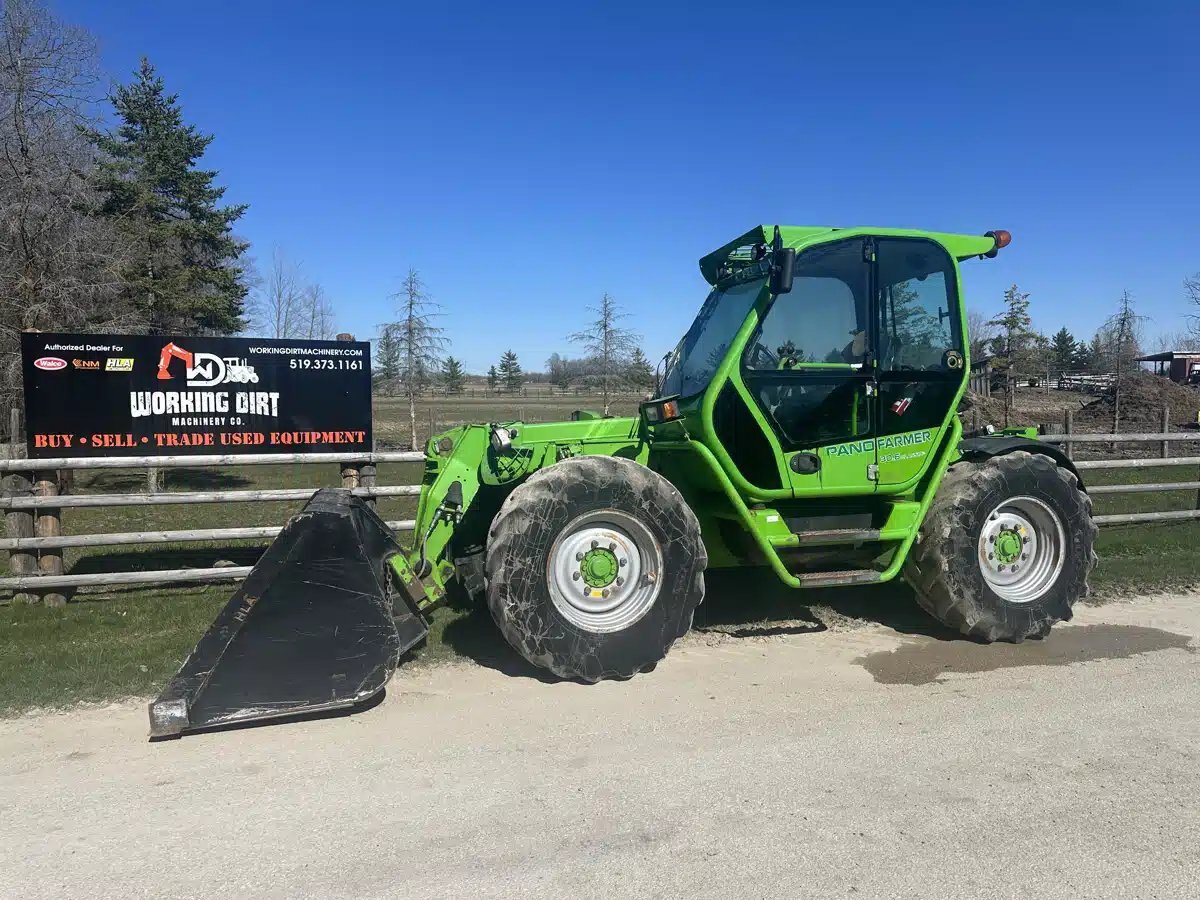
[891, 397, 912, 416]
[157, 342, 194, 380]
[34, 357, 66, 371]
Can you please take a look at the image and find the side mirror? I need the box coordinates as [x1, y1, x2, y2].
[770, 248, 795, 295]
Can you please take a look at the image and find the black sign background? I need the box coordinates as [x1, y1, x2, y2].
[22, 332, 372, 458]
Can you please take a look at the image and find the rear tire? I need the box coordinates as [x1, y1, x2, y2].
[904, 451, 1097, 642]
[485, 455, 707, 681]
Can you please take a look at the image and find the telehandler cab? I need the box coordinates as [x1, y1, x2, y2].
[150, 224, 1096, 736]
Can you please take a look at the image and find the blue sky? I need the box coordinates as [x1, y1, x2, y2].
[61, 0, 1199, 372]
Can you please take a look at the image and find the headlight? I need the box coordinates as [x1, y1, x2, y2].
[490, 425, 515, 452]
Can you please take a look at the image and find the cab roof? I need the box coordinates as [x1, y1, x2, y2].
[698, 225, 1001, 286]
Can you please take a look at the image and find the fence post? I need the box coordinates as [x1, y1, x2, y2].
[360, 463, 377, 510]
[1161, 405, 1170, 460]
[1063, 408, 1074, 461]
[33, 469, 65, 607]
[340, 462, 360, 490]
[3, 470, 35, 603]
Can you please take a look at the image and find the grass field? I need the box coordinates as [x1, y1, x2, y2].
[1, 394, 1198, 715]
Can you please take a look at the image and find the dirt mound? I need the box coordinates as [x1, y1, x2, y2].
[1076, 372, 1200, 431]
[959, 392, 1007, 429]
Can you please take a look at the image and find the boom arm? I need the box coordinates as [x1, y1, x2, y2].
[156, 342, 194, 380]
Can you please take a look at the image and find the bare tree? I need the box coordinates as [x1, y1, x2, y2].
[569, 292, 639, 415]
[299, 283, 335, 340]
[1153, 328, 1200, 352]
[1186, 273, 1200, 337]
[966, 308, 994, 361]
[0, 0, 134, 411]
[387, 269, 446, 449]
[1105, 290, 1148, 435]
[246, 249, 336, 339]
[247, 249, 303, 337]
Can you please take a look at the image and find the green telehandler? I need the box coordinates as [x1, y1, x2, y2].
[150, 224, 1097, 737]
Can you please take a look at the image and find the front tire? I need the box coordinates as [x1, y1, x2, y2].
[904, 451, 1097, 642]
[485, 456, 707, 681]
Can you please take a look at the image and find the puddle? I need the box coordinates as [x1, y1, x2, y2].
[857, 624, 1194, 686]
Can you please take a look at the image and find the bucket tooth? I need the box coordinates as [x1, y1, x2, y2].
[149, 489, 427, 737]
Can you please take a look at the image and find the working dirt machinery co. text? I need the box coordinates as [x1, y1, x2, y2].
[151, 224, 1096, 737]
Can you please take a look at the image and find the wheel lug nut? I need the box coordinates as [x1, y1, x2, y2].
[616, 577, 624, 586]
[591, 540, 598, 549]
[608, 542, 616, 551]
[989, 535, 996, 543]
[987, 553, 994, 560]
[619, 558, 627, 567]
[572, 571, 580, 581]
[1021, 553, 1028, 560]
[1011, 565, 1019, 573]
[601, 589, 610, 598]
[575, 552, 584, 561]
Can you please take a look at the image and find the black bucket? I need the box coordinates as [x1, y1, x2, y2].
[149, 489, 427, 737]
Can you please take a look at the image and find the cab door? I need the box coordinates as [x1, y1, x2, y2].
[736, 238, 877, 497]
[872, 238, 966, 488]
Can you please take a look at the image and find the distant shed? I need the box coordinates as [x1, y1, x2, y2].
[1138, 350, 1200, 384]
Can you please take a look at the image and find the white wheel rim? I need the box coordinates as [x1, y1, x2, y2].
[546, 509, 663, 633]
[977, 495, 1066, 604]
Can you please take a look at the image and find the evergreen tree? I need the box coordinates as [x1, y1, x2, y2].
[374, 323, 400, 390]
[87, 58, 249, 333]
[386, 268, 446, 449]
[626, 347, 655, 393]
[569, 292, 639, 415]
[487, 364, 499, 391]
[1071, 339, 1092, 371]
[1050, 327, 1077, 373]
[497, 350, 523, 393]
[987, 284, 1036, 426]
[441, 356, 466, 394]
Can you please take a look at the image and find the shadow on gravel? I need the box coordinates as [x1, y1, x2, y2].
[439, 566, 975, 683]
[696, 568, 964, 643]
[437, 595, 560, 684]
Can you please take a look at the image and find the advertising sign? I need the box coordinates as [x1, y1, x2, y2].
[21, 333, 372, 458]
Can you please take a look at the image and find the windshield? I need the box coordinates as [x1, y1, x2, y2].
[661, 277, 765, 399]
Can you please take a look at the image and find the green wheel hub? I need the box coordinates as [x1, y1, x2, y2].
[581, 547, 619, 588]
[994, 529, 1023, 565]
[978, 495, 1066, 604]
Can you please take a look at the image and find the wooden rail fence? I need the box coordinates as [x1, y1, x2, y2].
[2, 422, 1199, 602]
[0, 450, 423, 604]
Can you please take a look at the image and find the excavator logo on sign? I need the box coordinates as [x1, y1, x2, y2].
[157, 341, 259, 387]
